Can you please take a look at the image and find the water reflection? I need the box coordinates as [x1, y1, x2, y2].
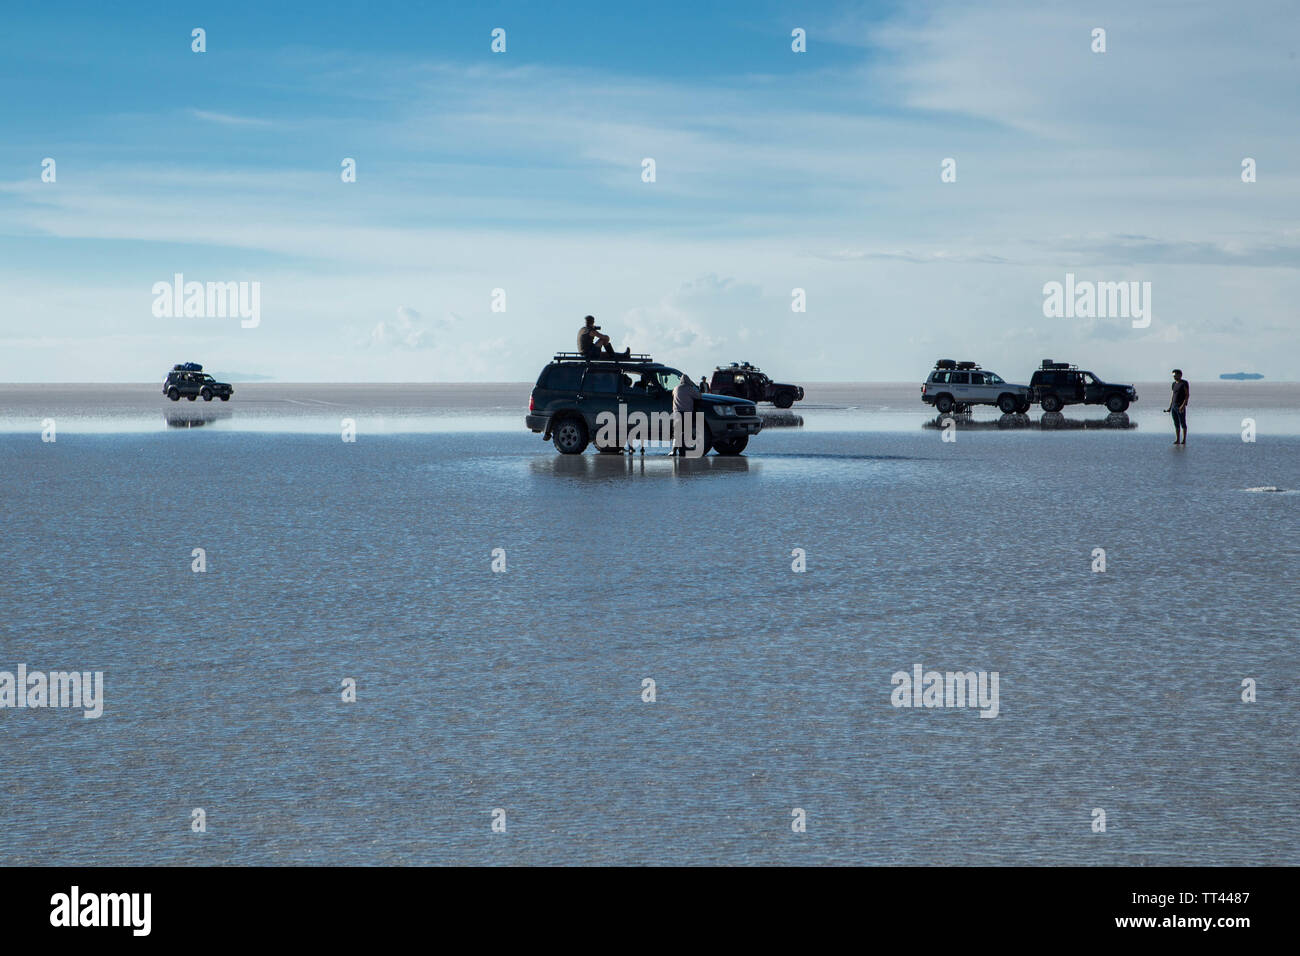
[758, 411, 804, 428]
[923, 412, 1136, 431]
[530, 451, 752, 479]
[164, 408, 234, 429]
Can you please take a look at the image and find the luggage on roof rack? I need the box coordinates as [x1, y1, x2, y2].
[957, 361, 979, 370]
[935, 359, 956, 369]
[173, 362, 203, 372]
[1040, 359, 1073, 370]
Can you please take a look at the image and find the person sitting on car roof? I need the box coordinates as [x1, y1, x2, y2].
[577, 315, 630, 360]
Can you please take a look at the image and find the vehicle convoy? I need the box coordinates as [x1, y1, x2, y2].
[920, 360, 1033, 415]
[1030, 360, 1138, 413]
[163, 363, 233, 402]
[526, 352, 762, 455]
[709, 362, 804, 408]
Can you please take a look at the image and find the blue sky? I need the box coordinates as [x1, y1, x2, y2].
[2, 0, 1297, 381]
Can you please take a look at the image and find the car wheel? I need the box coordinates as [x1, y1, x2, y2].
[998, 394, 1018, 414]
[1106, 395, 1128, 413]
[712, 435, 748, 455]
[551, 417, 589, 455]
[935, 394, 954, 413]
[186, 394, 197, 401]
[167, 388, 180, 401]
[1016, 400, 1031, 414]
[219, 395, 230, 401]
[773, 391, 794, 409]
[1041, 394, 1063, 412]
[201, 388, 213, 401]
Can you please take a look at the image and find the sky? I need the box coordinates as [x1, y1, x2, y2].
[1, 0, 1297, 382]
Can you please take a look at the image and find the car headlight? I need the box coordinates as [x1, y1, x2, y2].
[715, 405, 736, 416]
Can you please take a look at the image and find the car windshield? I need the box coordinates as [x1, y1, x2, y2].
[203, 375, 215, 382]
[987, 373, 1003, 384]
[1082, 372, 1097, 384]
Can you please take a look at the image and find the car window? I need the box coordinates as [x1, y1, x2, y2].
[583, 370, 620, 393]
[1083, 372, 1097, 384]
[544, 365, 584, 391]
[969, 372, 987, 385]
[987, 373, 1004, 385]
[655, 370, 683, 391]
[952, 372, 970, 384]
[932, 371, 949, 383]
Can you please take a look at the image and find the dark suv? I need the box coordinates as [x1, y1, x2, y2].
[526, 353, 762, 455]
[163, 364, 233, 402]
[709, 362, 804, 408]
[1030, 360, 1137, 413]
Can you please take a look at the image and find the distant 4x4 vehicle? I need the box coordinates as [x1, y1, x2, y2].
[163, 363, 233, 402]
[921, 360, 1033, 414]
[709, 362, 804, 408]
[712, 361, 800, 408]
[1030, 360, 1138, 413]
[527, 353, 762, 455]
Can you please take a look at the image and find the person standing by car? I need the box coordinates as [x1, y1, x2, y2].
[671, 374, 701, 456]
[699, 372, 710, 393]
[1165, 369, 1189, 445]
[576, 315, 630, 360]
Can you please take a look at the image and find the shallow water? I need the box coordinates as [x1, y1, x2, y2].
[0, 386, 1297, 865]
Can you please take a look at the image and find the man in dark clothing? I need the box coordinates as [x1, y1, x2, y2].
[1165, 369, 1189, 445]
[577, 315, 630, 360]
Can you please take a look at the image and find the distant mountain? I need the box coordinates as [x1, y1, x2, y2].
[1219, 372, 1264, 380]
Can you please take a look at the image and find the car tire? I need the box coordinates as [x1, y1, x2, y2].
[773, 391, 794, 409]
[186, 394, 197, 401]
[551, 417, 589, 455]
[1041, 394, 1063, 412]
[219, 395, 230, 401]
[1106, 395, 1129, 413]
[1016, 400, 1031, 414]
[201, 388, 213, 401]
[935, 394, 954, 413]
[998, 394, 1018, 414]
[712, 435, 748, 455]
[167, 388, 180, 401]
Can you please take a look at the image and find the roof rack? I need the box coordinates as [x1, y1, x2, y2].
[551, 351, 655, 364]
[1040, 359, 1076, 370]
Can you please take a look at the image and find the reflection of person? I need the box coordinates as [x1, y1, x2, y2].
[576, 315, 629, 360]
[1164, 368, 1189, 445]
[671, 375, 701, 456]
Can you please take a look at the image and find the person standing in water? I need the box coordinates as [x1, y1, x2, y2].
[671, 374, 701, 456]
[1165, 369, 1189, 445]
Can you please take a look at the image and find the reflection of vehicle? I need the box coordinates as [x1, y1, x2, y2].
[921, 360, 1032, 414]
[1030, 361, 1138, 413]
[710, 362, 804, 408]
[163, 364, 233, 402]
[526, 352, 762, 455]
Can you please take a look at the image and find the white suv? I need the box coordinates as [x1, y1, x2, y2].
[921, 360, 1032, 415]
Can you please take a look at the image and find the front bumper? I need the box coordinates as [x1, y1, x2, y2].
[712, 418, 762, 437]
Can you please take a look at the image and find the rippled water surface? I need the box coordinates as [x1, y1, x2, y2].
[1, 385, 1297, 864]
